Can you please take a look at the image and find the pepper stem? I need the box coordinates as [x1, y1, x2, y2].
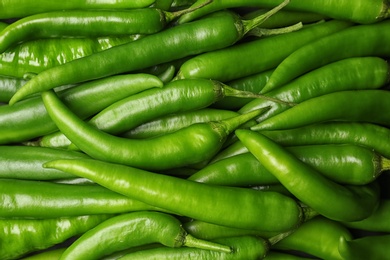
[215, 107, 271, 137]
[166, 0, 213, 21]
[248, 22, 303, 37]
[222, 83, 296, 107]
[379, 155, 390, 174]
[242, 0, 290, 35]
[184, 234, 232, 253]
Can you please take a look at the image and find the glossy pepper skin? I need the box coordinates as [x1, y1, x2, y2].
[0, 214, 112, 260]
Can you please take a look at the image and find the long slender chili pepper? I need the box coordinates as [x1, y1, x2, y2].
[238, 57, 390, 122]
[236, 129, 380, 222]
[272, 216, 353, 260]
[44, 158, 315, 233]
[174, 20, 352, 82]
[0, 178, 168, 218]
[251, 90, 390, 131]
[0, 214, 112, 260]
[0, 73, 162, 144]
[0, 35, 143, 78]
[60, 211, 231, 260]
[0, 3, 211, 53]
[118, 235, 273, 260]
[259, 122, 390, 159]
[8, 2, 290, 105]
[338, 234, 390, 260]
[0, 0, 156, 19]
[261, 20, 390, 93]
[41, 89, 269, 170]
[178, 0, 390, 24]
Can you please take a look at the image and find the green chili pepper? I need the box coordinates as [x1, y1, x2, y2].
[44, 158, 314, 233]
[273, 216, 353, 260]
[262, 20, 390, 93]
[0, 145, 90, 180]
[0, 214, 112, 260]
[251, 90, 390, 131]
[338, 234, 390, 260]
[342, 199, 390, 233]
[41, 88, 269, 170]
[189, 144, 390, 186]
[178, 0, 389, 24]
[0, 179, 168, 218]
[236, 129, 380, 222]
[123, 108, 239, 139]
[0, 0, 157, 19]
[239, 57, 390, 122]
[0, 4, 213, 52]
[60, 211, 231, 260]
[0, 73, 162, 144]
[0, 75, 27, 102]
[175, 20, 351, 82]
[118, 235, 275, 260]
[0, 35, 143, 78]
[183, 219, 280, 240]
[259, 122, 390, 160]
[8, 2, 291, 105]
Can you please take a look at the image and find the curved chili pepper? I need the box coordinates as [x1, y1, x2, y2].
[44, 158, 314, 233]
[236, 129, 380, 222]
[60, 211, 231, 260]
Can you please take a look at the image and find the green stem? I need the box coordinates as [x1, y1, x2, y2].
[379, 155, 390, 174]
[166, 0, 213, 20]
[242, 0, 290, 35]
[217, 107, 270, 136]
[248, 22, 303, 37]
[222, 84, 296, 107]
[184, 234, 232, 253]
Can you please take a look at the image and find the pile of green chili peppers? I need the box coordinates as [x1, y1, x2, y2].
[1, 0, 390, 259]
